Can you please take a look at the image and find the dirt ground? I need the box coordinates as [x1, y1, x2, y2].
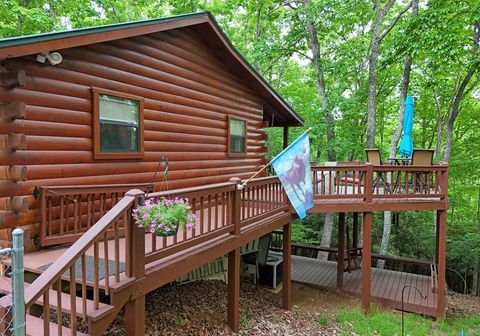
[104, 280, 480, 336]
[105, 281, 344, 335]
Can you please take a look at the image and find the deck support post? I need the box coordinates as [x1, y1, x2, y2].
[283, 126, 289, 149]
[353, 212, 359, 250]
[436, 210, 447, 317]
[282, 222, 292, 310]
[227, 247, 241, 332]
[361, 211, 372, 313]
[337, 212, 345, 290]
[124, 295, 145, 336]
[435, 210, 440, 265]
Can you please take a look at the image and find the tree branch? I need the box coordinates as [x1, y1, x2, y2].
[379, 1, 412, 43]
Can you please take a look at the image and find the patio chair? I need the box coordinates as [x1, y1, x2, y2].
[410, 149, 434, 193]
[365, 149, 390, 193]
[243, 234, 272, 284]
[411, 149, 434, 166]
[365, 149, 382, 165]
[175, 256, 227, 284]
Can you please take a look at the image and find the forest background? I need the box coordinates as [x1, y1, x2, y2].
[1, 0, 479, 296]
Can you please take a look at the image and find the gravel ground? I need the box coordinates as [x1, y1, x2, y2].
[104, 280, 340, 336]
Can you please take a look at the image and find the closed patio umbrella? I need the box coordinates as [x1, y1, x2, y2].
[399, 95, 414, 157]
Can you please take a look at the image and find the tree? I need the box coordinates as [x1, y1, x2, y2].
[366, 0, 411, 148]
[378, 0, 419, 269]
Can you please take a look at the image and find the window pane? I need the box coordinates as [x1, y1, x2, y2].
[98, 93, 140, 153]
[229, 118, 246, 154]
[100, 121, 139, 152]
[99, 94, 139, 125]
[230, 119, 245, 137]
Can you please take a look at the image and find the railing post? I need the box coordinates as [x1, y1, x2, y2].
[12, 228, 25, 336]
[364, 163, 373, 203]
[229, 178, 242, 235]
[438, 162, 448, 203]
[125, 189, 146, 279]
[124, 189, 146, 336]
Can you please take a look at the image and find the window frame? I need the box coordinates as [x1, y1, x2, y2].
[227, 116, 248, 158]
[92, 87, 145, 160]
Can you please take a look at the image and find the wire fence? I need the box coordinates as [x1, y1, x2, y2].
[0, 229, 25, 336]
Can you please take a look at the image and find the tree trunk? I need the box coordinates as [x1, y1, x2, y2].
[433, 94, 444, 160]
[472, 183, 480, 296]
[254, 1, 263, 72]
[443, 20, 479, 162]
[378, 0, 418, 269]
[303, 0, 337, 257]
[318, 214, 334, 260]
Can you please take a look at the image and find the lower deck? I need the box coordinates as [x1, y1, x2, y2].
[288, 254, 437, 316]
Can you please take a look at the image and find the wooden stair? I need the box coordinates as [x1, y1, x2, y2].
[26, 314, 89, 336]
[0, 276, 116, 335]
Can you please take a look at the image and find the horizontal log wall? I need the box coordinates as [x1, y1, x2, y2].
[0, 27, 269, 244]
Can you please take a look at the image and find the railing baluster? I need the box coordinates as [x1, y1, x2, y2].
[74, 194, 79, 234]
[192, 197, 197, 238]
[208, 195, 212, 232]
[115, 218, 120, 282]
[241, 189, 245, 220]
[43, 291, 50, 336]
[200, 196, 205, 236]
[94, 241, 99, 310]
[103, 231, 110, 295]
[87, 194, 92, 228]
[81, 254, 87, 320]
[56, 279, 62, 336]
[215, 194, 219, 229]
[70, 264, 77, 336]
[60, 196, 64, 235]
[47, 197, 52, 237]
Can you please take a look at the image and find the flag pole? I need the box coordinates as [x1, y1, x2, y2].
[239, 127, 312, 189]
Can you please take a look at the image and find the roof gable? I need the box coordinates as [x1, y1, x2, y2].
[0, 12, 303, 127]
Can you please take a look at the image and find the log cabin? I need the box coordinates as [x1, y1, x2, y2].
[0, 11, 302, 248]
[0, 11, 301, 335]
[0, 11, 449, 336]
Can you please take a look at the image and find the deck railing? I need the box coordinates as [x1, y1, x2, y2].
[39, 183, 151, 247]
[143, 176, 288, 264]
[25, 177, 289, 334]
[312, 163, 368, 200]
[312, 162, 448, 202]
[240, 176, 289, 227]
[24, 189, 144, 336]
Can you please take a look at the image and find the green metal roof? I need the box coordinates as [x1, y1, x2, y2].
[0, 11, 209, 48]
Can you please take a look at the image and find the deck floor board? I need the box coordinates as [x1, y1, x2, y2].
[288, 255, 436, 316]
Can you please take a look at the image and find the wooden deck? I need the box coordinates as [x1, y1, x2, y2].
[286, 254, 437, 316]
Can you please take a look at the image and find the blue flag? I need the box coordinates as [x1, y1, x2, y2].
[271, 132, 313, 219]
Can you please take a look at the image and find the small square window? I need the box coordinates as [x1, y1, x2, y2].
[228, 117, 247, 157]
[92, 88, 144, 159]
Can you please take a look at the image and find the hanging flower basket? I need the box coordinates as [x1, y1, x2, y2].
[132, 197, 197, 237]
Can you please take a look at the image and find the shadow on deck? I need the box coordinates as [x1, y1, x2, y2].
[286, 254, 437, 316]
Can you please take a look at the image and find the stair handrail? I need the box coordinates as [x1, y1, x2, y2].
[24, 189, 143, 308]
